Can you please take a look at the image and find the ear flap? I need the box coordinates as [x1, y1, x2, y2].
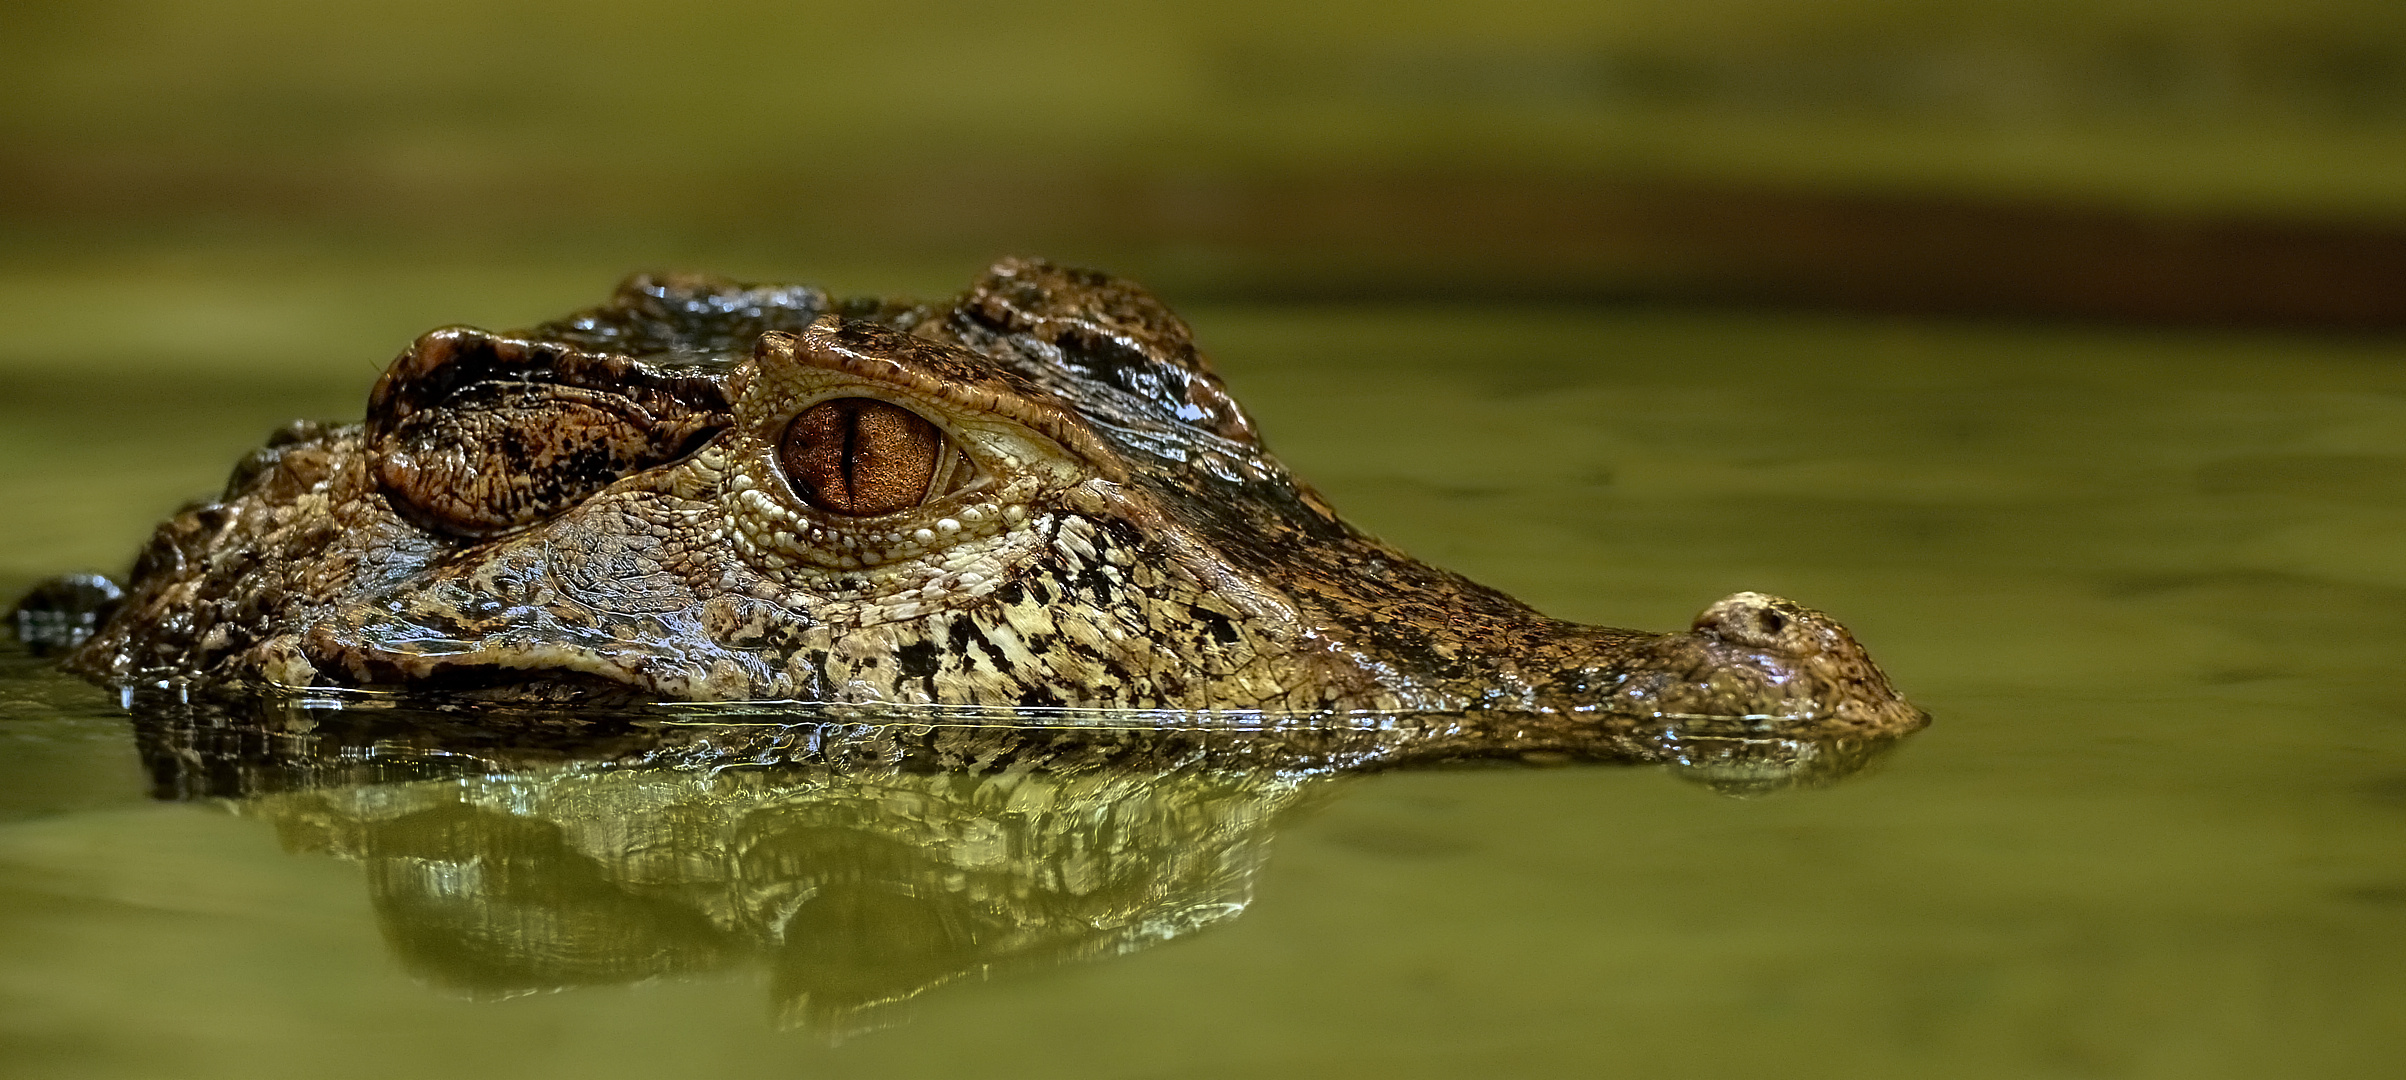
[951, 258, 1260, 446]
[368, 328, 735, 538]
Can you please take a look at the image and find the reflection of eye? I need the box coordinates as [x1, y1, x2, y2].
[778, 398, 971, 516]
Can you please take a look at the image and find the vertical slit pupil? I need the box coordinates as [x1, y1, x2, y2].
[779, 398, 943, 516]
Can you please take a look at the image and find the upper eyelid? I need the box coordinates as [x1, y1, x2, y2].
[750, 329, 1125, 482]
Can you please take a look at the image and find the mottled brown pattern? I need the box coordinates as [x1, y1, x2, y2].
[60, 258, 1925, 737]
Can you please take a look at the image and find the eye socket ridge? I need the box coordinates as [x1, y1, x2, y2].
[777, 396, 978, 516]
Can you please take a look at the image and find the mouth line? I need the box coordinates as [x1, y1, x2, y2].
[232, 669, 1910, 731]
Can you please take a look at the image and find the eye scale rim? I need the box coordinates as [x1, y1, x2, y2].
[778, 397, 944, 517]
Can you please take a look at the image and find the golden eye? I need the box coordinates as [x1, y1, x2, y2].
[778, 398, 953, 516]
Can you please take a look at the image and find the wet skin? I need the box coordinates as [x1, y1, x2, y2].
[45, 258, 1924, 738]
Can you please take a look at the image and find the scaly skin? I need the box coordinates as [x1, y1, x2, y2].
[63, 259, 1925, 735]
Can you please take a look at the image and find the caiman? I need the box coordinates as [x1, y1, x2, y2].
[24, 258, 1925, 738]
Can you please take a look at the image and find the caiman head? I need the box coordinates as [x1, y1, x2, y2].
[59, 258, 1924, 733]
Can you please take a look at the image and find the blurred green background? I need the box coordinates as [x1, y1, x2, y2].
[8, 0, 2406, 335]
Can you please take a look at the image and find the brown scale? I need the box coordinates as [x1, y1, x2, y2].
[42, 257, 1929, 741]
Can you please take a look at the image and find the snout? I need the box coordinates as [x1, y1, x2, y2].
[1600, 590, 1926, 731]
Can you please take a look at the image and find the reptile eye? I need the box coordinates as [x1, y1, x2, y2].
[778, 398, 965, 516]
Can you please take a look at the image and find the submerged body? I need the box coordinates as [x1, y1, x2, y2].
[53, 259, 1921, 733]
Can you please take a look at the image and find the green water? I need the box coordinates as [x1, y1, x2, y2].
[4, 295, 2405, 1078]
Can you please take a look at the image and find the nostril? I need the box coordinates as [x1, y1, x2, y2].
[1692, 591, 1808, 651]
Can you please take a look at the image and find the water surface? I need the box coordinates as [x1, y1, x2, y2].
[3, 299, 2403, 1078]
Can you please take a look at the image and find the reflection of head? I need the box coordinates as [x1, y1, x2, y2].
[137, 698, 1924, 1032]
[256, 762, 1295, 1033]
[1649, 729, 1912, 797]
